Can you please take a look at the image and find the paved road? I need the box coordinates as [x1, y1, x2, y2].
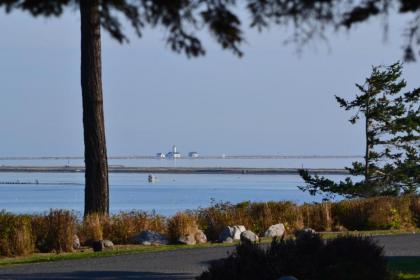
[1, 234, 419, 280]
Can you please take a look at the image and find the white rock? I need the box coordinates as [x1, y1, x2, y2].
[72, 234, 80, 249]
[219, 225, 246, 242]
[103, 239, 114, 248]
[194, 230, 207, 244]
[264, 223, 286, 238]
[178, 234, 196, 245]
[232, 225, 246, 240]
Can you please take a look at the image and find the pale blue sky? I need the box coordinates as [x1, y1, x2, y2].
[0, 10, 419, 157]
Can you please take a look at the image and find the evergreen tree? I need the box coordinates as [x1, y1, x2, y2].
[299, 62, 419, 199]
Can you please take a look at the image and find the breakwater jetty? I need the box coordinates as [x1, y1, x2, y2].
[0, 166, 349, 175]
[0, 180, 39, 185]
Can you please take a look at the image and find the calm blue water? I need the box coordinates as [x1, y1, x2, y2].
[0, 171, 348, 216]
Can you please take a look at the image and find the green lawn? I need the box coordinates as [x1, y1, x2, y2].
[0, 241, 238, 267]
[388, 257, 420, 279]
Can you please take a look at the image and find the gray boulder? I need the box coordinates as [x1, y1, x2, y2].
[178, 234, 196, 245]
[72, 235, 80, 249]
[133, 230, 169, 246]
[219, 225, 246, 242]
[264, 223, 286, 238]
[240, 230, 259, 243]
[218, 226, 234, 242]
[103, 239, 114, 249]
[194, 230, 207, 244]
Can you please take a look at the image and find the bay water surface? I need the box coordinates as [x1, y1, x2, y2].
[0, 158, 354, 216]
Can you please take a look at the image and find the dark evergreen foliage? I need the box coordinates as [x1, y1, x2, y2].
[1, 0, 420, 60]
[299, 62, 419, 199]
[197, 234, 393, 280]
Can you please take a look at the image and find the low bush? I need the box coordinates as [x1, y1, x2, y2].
[247, 201, 302, 235]
[197, 201, 303, 240]
[332, 196, 413, 230]
[167, 212, 198, 242]
[79, 213, 104, 244]
[301, 203, 332, 231]
[197, 202, 237, 241]
[197, 234, 394, 280]
[0, 211, 34, 257]
[410, 195, 420, 227]
[34, 209, 77, 253]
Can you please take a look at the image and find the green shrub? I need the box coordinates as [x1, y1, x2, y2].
[0, 211, 34, 257]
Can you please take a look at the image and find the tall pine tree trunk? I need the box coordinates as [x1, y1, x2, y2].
[80, 0, 109, 216]
[364, 96, 371, 184]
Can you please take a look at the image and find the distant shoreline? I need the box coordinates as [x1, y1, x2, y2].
[0, 155, 362, 160]
[0, 166, 349, 175]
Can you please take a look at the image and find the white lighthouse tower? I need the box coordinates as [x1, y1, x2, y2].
[166, 145, 181, 159]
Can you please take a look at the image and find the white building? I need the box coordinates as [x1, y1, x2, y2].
[156, 153, 166, 159]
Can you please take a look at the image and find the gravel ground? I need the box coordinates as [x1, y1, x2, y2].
[0, 234, 419, 280]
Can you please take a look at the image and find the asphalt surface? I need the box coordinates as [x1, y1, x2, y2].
[1, 234, 419, 280]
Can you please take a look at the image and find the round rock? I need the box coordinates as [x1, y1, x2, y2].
[133, 230, 169, 246]
[240, 230, 259, 243]
[264, 223, 286, 238]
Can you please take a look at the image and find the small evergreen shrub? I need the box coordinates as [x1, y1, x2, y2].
[197, 234, 393, 280]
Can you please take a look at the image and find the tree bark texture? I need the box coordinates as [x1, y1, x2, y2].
[80, 0, 109, 216]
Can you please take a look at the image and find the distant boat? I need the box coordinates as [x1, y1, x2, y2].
[148, 174, 158, 183]
[188, 152, 200, 158]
